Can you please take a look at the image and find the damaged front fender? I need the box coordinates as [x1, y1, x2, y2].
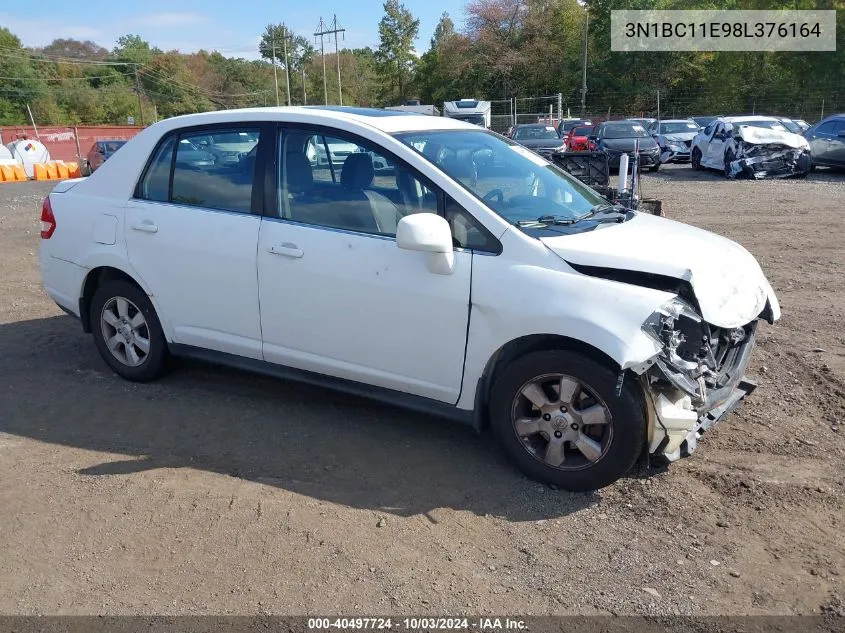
[725, 126, 812, 179]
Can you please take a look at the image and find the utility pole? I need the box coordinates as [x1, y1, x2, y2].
[580, 13, 589, 117]
[656, 89, 660, 123]
[302, 66, 307, 104]
[282, 23, 292, 106]
[271, 34, 280, 106]
[133, 64, 145, 125]
[315, 16, 345, 105]
[332, 15, 345, 105]
[315, 17, 328, 104]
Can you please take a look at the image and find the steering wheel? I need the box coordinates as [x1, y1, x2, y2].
[483, 188, 505, 204]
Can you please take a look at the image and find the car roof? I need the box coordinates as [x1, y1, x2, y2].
[720, 115, 779, 123]
[515, 123, 554, 128]
[656, 119, 697, 123]
[150, 105, 477, 134]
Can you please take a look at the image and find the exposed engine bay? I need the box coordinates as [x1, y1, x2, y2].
[725, 125, 811, 179]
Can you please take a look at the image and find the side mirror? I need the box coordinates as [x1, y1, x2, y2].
[396, 213, 455, 275]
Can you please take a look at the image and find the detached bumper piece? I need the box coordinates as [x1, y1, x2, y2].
[728, 147, 811, 179]
[665, 377, 757, 462]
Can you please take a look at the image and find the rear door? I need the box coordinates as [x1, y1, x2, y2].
[125, 123, 270, 359]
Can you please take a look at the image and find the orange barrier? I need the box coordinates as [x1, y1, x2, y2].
[4, 161, 80, 182]
[45, 162, 58, 179]
[12, 164, 26, 180]
[56, 162, 69, 179]
[33, 163, 49, 180]
[65, 162, 80, 178]
[0, 165, 15, 182]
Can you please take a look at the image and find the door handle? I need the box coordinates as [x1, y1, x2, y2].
[268, 242, 303, 258]
[131, 220, 158, 234]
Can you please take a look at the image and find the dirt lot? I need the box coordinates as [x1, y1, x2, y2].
[0, 166, 843, 617]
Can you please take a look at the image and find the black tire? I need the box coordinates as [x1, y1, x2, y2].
[489, 350, 647, 492]
[724, 149, 739, 178]
[648, 163, 660, 172]
[90, 279, 169, 382]
[691, 148, 702, 170]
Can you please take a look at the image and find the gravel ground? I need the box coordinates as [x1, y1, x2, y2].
[0, 165, 843, 616]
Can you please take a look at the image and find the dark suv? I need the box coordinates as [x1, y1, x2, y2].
[804, 114, 845, 169]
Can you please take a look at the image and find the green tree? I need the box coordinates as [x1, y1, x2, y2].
[376, 0, 420, 103]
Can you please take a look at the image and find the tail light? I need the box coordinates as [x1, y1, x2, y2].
[40, 196, 56, 239]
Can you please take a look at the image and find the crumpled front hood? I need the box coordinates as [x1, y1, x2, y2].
[540, 212, 780, 329]
[736, 125, 808, 148]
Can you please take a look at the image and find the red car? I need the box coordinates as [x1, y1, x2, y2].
[84, 139, 128, 175]
[564, 125, 596, 152]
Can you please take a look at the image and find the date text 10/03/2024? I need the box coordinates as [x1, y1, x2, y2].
[307, 617, 528, 630]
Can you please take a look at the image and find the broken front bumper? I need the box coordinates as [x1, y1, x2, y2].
[646, 321, 759, 461]
[728, 148, 811, 179]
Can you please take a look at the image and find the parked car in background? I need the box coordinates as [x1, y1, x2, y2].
[563, 125, 595, 152]
[557, 118, 592, 136]
[84, 140, 127, 174]
[690, 115, 721, 129]
[793, 118, 811, 132]
[509, 123, 566, 159]
[175, 138, 218, 168]
[626, 118, 656, 130]
[590, 121, 661, 172]
[191, 131, 260, 165]
[773, 117, 806, 135]
[647, 119, 699, 163]
[803, 113, 845, 169]
[690, 116, 811, 178]
[37, 105, 780, 492]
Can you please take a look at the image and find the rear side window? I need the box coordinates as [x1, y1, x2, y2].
[139, 135, 175, 202]
[136, 127, 261, 214]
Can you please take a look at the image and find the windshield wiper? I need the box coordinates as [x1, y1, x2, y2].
[575, 202, 628, 222]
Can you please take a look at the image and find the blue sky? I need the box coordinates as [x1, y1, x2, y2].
[1, 0, 466, 58]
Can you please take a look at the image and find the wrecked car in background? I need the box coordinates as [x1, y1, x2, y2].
[691, 116, 811, 179]
[647, 119, 699, 164]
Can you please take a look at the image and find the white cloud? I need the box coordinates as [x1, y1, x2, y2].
[133, 12, 210, 28]
[0, 13, 101, 45]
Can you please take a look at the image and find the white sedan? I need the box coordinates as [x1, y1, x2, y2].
[38, 106, 780, 491]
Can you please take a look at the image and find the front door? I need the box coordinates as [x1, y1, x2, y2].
[125, 125, 266, 359]
[256, 127, 472, 403]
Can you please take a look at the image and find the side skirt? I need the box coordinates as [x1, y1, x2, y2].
[169, 344, 477, 429]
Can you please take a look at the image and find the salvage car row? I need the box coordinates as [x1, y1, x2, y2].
[506, 113, 844, 180]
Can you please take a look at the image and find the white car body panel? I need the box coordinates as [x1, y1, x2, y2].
[538, 213, 780, 329]
[37, 105, 782, 469]
[124, 201, 264, 359]
[256, 219, 472, 403]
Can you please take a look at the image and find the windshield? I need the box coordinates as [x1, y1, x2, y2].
[602, 123, 648, 138]
[452, 114, 486, 127]
[777, 119, 800, 133]
[659, 121, 698, 134]
[513, 126, 559, 140]
[394, 129, 607, 226]
[738, 120, 789, 132]
[572, 126, 593, 136]
[560, 120, 589, 132]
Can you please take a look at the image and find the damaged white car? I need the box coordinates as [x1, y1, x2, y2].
[691, 116, 811, 179]
[38, 106, 780, 492]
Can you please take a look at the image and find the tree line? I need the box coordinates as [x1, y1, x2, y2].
[0, 0, 841, 127]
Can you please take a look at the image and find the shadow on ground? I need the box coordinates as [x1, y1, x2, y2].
[0, 315, 671, 522]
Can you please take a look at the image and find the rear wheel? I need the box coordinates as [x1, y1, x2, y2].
[489, 350, 647, 492]
[691, 148, 703, 170]
[90, 279, 169, 382]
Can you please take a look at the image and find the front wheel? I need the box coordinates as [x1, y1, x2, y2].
[648, 163, 660, 172]
[691, 148, 702, 170]
[90, 279, 170, 382]
[489, 350, 647, 492]
[723, 149, 735, 178]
